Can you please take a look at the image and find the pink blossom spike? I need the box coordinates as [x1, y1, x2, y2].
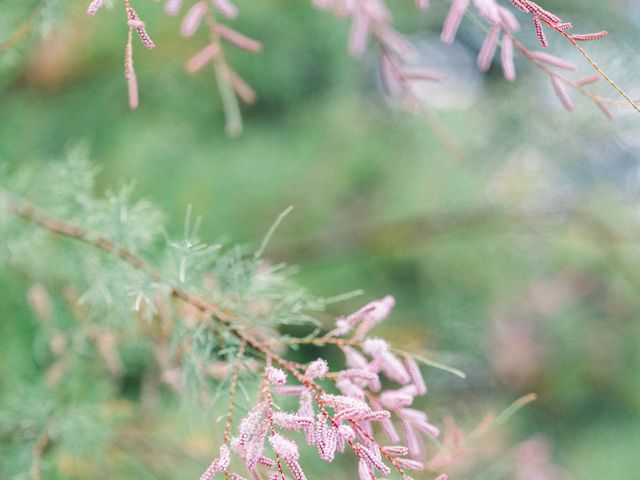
[297, 390, 316, 445]
[533, 16, 548, 48]
[416, 0, 429, 10]
[213, 0, 239, 19]
[355, 443, 391, 475]
[500, 33, 516, 81]
[336, 379, 365, 401]
[441, 0, 471, 44]
[435, 475, 449, 480]
[273, 412, 314, 431]
[267, 367, 287, 385]
[165, 0, 183, 16]
[199, 444, 230, 480]
[528, 51, 576, 71]
[570, 31, 608, 42]
[405, 357, 427, 396]
[575, 74, 600, 86]
[126, 7, 155, 49]
[216, 24, 262, 52]
[185, 43, 221, 74]
[555, 22, 573, 31]
[550, 76, 574, 111]
[270, 434, 307, 480]
[269, 434, 299, 461]
[180, 1, 206, 37]
[358, 458, 374, 480]
[477, 27, 499, 72]
[382, 445, 409, 456]
[337, 369, 381, 391]
[397, 458, 424, 471]
[305, 358, 328, 379]
[380, 351, 411, 384]
[342, 346, 369, 370]
[498, 7, 520, 32]
[274, 385, 306, 396]
[348, 13, 370, 57]
[257, 456, 277, 468]
[379, 389, 414, 410]
[401, 419, 421, 458]
[87, 0, 107, 16]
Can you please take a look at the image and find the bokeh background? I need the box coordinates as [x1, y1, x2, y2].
[1, 0, 640, 478]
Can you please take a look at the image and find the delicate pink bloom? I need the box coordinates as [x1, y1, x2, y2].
[321, 394, 369, 412]
[200, 444, 230, 480]
[127, 7, 155, 49]
[364, 339, 410, 384]
[501, 33, 516, 81]
[528, 52, 576, 71]
[315, 414, 337, 461]
[338, 368, 380, 390]
[382, 445, 409, 456]
[379, 389, 415, 410]
[273, 412, 314, 431]
[165, 0, 184, 16]
[416, 0, 429, 10]
[270, 434, 300, 461]
[269, 434, 307, 480]
[498, 7, 520, 32]
[342, 295, 395, 337]
[213, 0, 239, 19]
[570, 31, 608, 41]
[305, 358, 328, 379]
[216, 24, 262, 52]
[435, 475, 449, 480]
[575, 74, 600, 86]
[401, 419, 421, 458]
[477, 27, 499, 72]
[275, 385, 306, 396]
[348, 13, 370, 57]
[362, 338, 389, 357]
[441, 0, 470, 43]
[297, 390, 316, 445]
[358, 458, 374, 480]
[268, 367, 287, 385]
[342, 346, 369, 370]
[355, 443, 391, 474]
[186, 43, 221, 74]
[533, 16, 548, 48]
[87, 0, 107, 16]
[257, 456, 276, 468]
[180, 2, 207, 37]
[401, 408, 440, 437]
[396, 458, 424, 470]
[550, 77, 574, 111]
[336, 378, 365, 400]
[405, 357, 427, 396]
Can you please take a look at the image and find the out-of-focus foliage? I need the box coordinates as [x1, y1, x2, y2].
[1, 0, 640, 479]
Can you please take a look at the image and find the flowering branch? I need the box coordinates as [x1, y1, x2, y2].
[74, 0, 639, 129]
[1, 188, 452, 480]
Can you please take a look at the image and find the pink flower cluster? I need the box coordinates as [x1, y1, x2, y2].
[199, 296, 447, 480]
[86, 0, 619, 119]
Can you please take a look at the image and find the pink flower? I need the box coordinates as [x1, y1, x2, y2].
[305, 358, 328, 379]
[268, 367, 287, 385]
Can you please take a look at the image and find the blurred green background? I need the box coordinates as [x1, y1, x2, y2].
[1, 0, 640, 478]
